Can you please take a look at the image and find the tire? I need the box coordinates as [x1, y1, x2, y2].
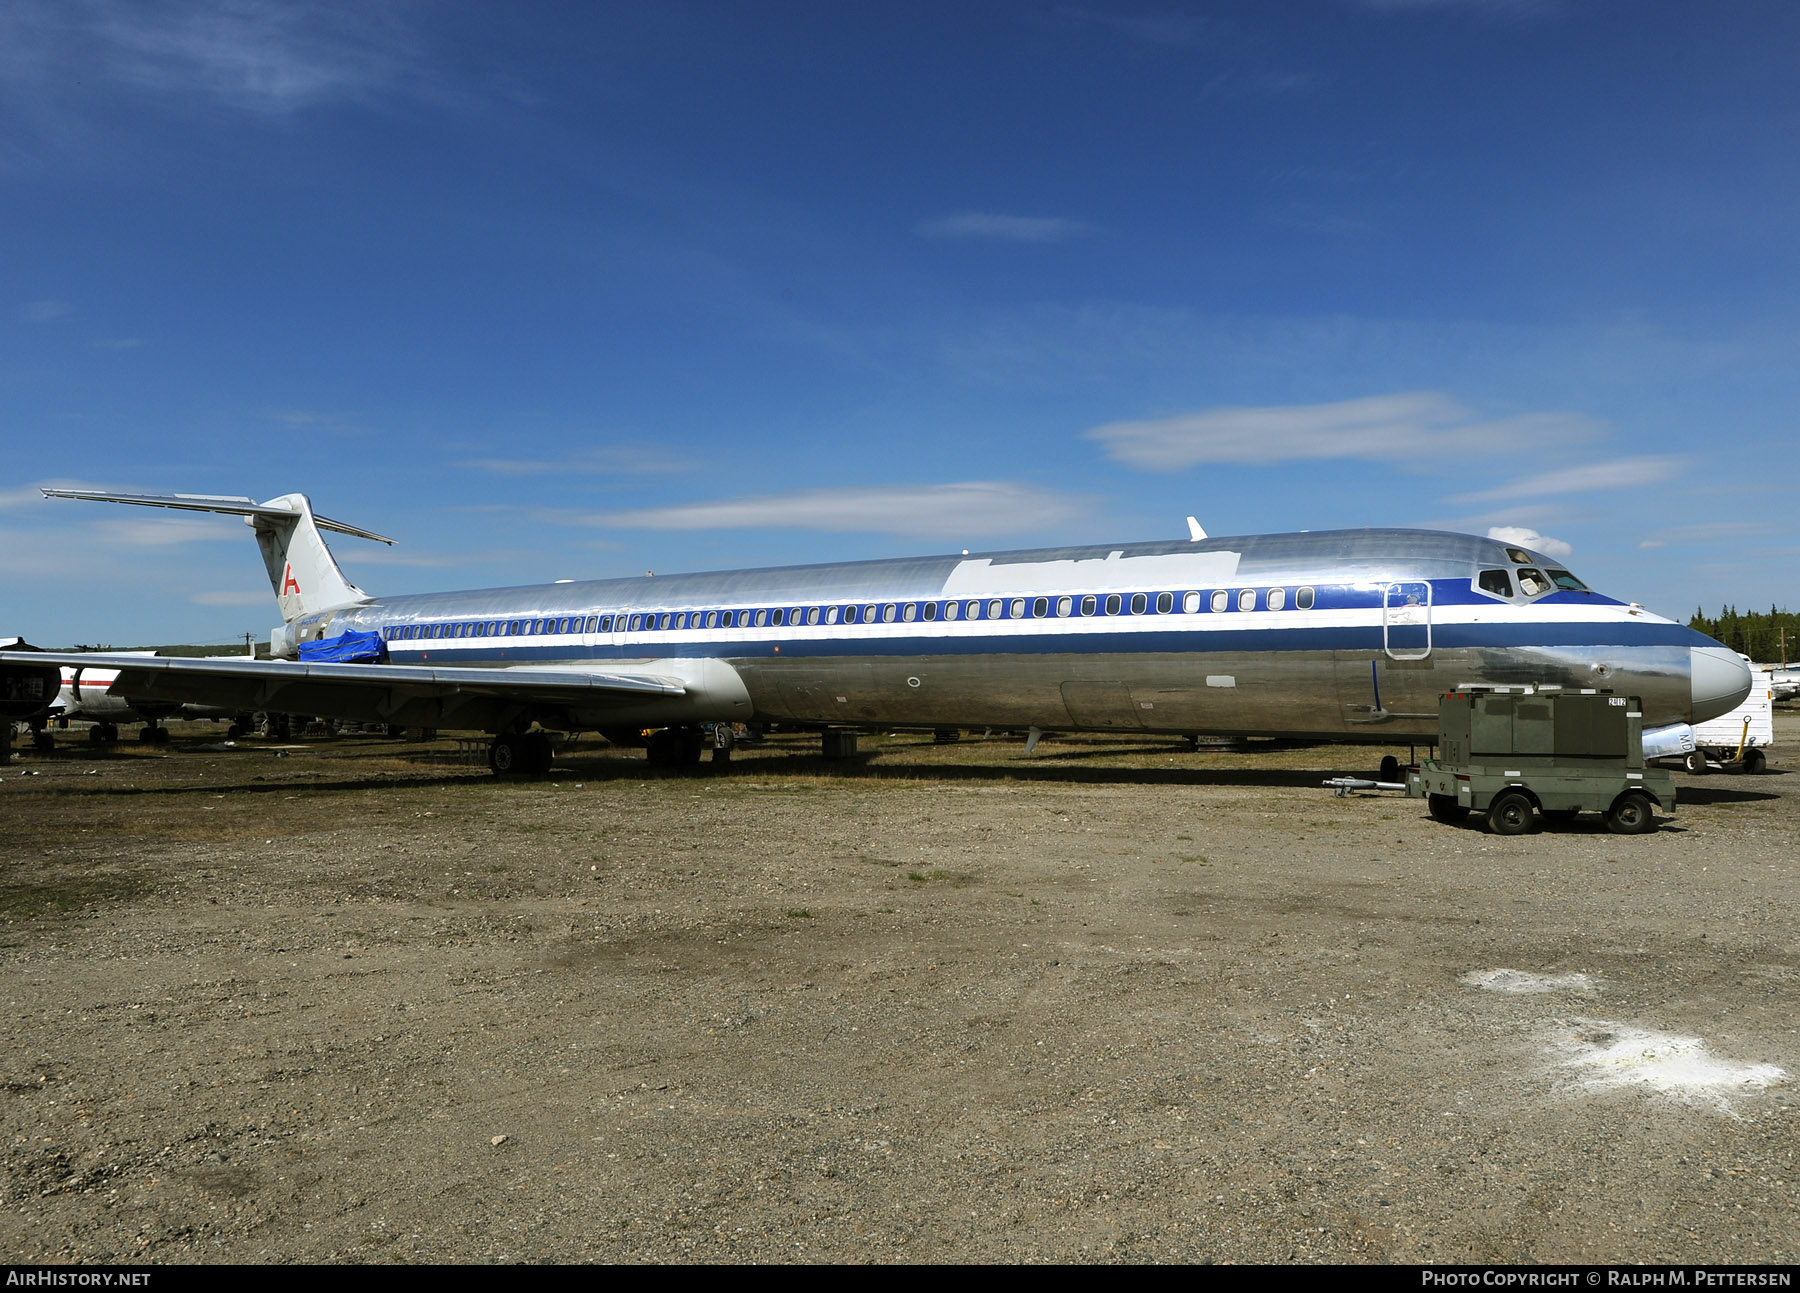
[647, 727, 704, 769]
[646, 729, 682, 768]
[1379, 755, 1402, 783]
[1485, 790, 1536, 836]
[525, 732, 553, 775]
[488, 734, 523, 774]
[89, 727, 108, 745]
[1428, 793, 1470, 824]
[1743, 748, 1767, 775]
[1684, 750, 1708, 775]
[1605, 793, 1656, 835]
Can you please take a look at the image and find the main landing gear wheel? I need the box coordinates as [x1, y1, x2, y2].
[1427, 793, 1470, 824]
[1605, 793, 1657, 835]
[646, 727, 705, 769]
[489, 732, 552, 776]
[1485, 790, 1537, 836]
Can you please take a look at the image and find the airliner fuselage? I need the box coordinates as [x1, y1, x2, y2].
[296, 527, 1745, 741]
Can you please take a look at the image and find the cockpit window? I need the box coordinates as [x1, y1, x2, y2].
[1547, 568, 1589, 592]
[1516, 568, 1550, 597]
[1504, 547, 1534, 564]
[1478, 568, 1514, 599]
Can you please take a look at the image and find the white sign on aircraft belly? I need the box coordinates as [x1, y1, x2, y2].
[941, 549, 1243, 596]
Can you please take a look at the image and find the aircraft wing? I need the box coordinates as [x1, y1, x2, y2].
[0, 650, 690, 732]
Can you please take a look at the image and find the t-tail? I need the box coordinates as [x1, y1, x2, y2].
[41, 488, 393, 622]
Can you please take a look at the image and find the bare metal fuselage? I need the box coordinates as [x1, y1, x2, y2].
[301, 528, 1723, 740]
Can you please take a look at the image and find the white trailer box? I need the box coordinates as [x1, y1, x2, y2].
[1686, 655, 1773, 773]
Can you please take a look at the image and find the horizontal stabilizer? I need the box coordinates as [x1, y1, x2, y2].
[41, 488, 394, 544]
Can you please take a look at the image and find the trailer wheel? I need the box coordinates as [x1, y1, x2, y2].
[1486, 791, 1537, 836]
[1742, 748, 1766, 775]
[1427, 793, 1469, 824]
[1605, 792, 1656, 835]
[1684, 750, 1708, 775]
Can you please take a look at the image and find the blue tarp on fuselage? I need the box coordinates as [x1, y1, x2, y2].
[299, 629, 387, 664]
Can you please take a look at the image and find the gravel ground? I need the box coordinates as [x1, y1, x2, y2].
[1, 716, 1796, 1263]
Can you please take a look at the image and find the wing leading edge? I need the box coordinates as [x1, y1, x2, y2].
[0, 651, 708, 734]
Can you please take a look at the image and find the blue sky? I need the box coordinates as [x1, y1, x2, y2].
[4, 0, 1796, 647]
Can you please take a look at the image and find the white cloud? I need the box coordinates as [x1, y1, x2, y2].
[1486, 526, 1572, 559]
[917, 213, 1094, 244]
[1354, 0, 1555, 16]
[1449, 456, 1684, 504]
[88, 0, 430, 114]
[586, 482, 1092, 540]
[1087, 391, 1602, 470]
[0, 0, 436, 128]
[455, 445, 696, 477]
[259, 407, 373, 435]
[96, 516, 240, 546]
[21, 299, 73, 322]
[1053, 8, 1214, 48]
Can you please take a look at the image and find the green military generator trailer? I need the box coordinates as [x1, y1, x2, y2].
[1407, 686, 1675, 835]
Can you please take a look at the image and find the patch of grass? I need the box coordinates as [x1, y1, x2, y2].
[905, 869, 974, 887]
[785, 908, 813, 919]
[0, 870, 150, 918]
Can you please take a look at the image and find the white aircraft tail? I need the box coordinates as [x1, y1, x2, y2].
[42, 488, 393, 621]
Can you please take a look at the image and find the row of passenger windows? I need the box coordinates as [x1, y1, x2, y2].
[383, 586, 1320, 642]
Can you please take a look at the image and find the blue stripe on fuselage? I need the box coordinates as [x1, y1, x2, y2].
[386, 616, 1704, 666]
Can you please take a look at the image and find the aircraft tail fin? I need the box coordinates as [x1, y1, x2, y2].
[42, 488, 393, 621]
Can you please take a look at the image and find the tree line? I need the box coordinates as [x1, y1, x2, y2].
[1688, 606, 1799, 663]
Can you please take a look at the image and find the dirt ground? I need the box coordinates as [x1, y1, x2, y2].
[2, 716, 1796, 1264]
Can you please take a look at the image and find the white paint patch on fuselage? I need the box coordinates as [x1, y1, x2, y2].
[1545, 1018, 1785, 1109]
[1461, 968, 1598, 995]
[942, 548, 1243, 596]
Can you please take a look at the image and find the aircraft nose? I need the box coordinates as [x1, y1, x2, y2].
[1691, 646, 1753, 724]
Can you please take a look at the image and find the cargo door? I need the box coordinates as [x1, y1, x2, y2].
[1383, 582, 1432, 660]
